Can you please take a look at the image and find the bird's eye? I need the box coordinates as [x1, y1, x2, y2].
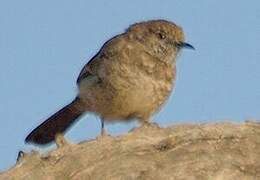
[157, 32, 166, 39]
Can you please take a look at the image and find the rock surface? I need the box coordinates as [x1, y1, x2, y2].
[1, 122, 260, 180]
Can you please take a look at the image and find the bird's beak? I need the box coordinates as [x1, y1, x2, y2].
[176, 42, 195, 50]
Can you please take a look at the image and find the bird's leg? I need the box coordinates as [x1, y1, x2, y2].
[101, 118, 106, 136]
[96, 118, 111, 140]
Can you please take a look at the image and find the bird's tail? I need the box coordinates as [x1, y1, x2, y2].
[25, 97, 84, 145]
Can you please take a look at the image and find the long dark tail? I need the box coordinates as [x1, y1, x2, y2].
[25, 97, 84, 145]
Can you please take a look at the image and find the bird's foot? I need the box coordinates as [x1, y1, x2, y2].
[55, 134, 70, 148]
[130, 121, 160, 133]
[141, 121, 160, 128]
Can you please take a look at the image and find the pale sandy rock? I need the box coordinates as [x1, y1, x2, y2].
[1, 121, 260, 180]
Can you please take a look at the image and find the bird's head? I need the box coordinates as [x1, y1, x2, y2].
[127, 20, 194, 62]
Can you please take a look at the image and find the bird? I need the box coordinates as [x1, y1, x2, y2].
[25, 19, 194, 145]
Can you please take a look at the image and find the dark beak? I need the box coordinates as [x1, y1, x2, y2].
[176, 42, 195, 50]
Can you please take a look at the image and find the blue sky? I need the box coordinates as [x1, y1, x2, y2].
[0, 0, 259, 171]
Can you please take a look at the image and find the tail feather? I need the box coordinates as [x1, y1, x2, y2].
[25, 97, 84, 145]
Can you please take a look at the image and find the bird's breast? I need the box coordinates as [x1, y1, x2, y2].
[79, 42, 176, 121]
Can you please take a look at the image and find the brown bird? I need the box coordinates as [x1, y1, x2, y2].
[25, 19, 194, 145]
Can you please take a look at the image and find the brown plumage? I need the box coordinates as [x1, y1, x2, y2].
[25, 97, 84, 144]
[25, 19, 194, 145]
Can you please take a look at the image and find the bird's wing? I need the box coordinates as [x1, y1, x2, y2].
[76, 52, 99, 85]
[76, 34, 123, 85]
